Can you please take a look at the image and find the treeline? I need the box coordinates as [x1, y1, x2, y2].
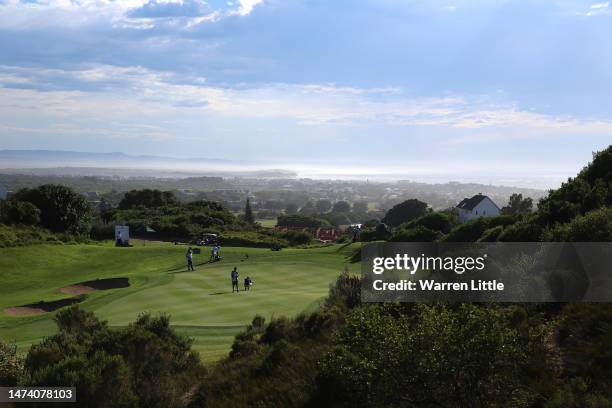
[0, 186, 322, 247]
[0, 184, 93, 247]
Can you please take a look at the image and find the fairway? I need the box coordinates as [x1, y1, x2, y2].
[0, 242, 359, 361]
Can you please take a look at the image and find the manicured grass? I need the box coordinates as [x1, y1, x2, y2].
[0, 242, 359, 361]
[256, 218, 277, 228]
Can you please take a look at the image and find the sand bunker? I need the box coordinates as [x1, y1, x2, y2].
[60, 277, 130, 295]
[4, 297, 83, 317]
[3, 278, 130, 317]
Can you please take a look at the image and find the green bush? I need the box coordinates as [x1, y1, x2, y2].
[497, 216, 544, 242]
[477, 225, 504, 242]
[0, 341, 24, 386]
[556, 303, 612, 396]
[442, 215, 515, 242]
[0, 224, 64, 247]
[0, 199, 40, 226]
[220, 231, 288, 248]
[23, 307, 203, 408]
[281, 230, 312, 246]
[316, 304, 533, 407]
[381, 199, 428, 227]
[542, 207, 612, 242]
[389, 225, 442, 242]
[403, 211, 454, 233]
[12, 184, 91, 234]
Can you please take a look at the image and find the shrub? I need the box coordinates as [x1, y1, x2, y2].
[0, 200, 40, 226]
[403, 211, 454, 233]
[442, 215, 515, 242]
[220, 231, 288, 248]
[497, 217, 544, 242]
[381, 199, 428, 227]
[281, 230, 312, 246]
[0, 224, 64, 247]
[542, 207, 612, 242]
[316, 304, 533, 407]
[0, 341, 24, 386]
[23, 307, 203, 408]
[325, 271, 361, 310]
[477, 225, 504, 242]
[89, 223, 115, 241]
[389, 225, 442, 242]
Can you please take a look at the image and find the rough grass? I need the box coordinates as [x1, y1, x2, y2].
[0, 241, 360, 362]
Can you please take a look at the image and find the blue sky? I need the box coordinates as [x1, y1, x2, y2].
[0, 0, 611, 187]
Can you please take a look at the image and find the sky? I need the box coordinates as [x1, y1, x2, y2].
[0, 0, 611, 187]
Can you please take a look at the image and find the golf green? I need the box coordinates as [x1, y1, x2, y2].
[0, 242, 360, 361]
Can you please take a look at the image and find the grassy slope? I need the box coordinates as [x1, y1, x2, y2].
[0, 242, 359, 361]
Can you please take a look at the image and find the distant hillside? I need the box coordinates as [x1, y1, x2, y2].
[0, 150, 297, 178]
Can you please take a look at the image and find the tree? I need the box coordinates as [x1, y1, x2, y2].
[316, 304, 530, 407]
[542, 207, 612, 242]
[332, 201, 351, 213]
[0, 200, 40, 226]
[119, 189, 177, 209]
[381, 199, 428, 227]
[23, 307, 202, 408]
[315, 199, 332, 214]
[13, 185, 91, 234]
[352, 201, 369, 214]
[244, 197, 255, 224]
[285, 202, 298, 214]
[501, 193, 533, 215]
[404, 211, 453, 233]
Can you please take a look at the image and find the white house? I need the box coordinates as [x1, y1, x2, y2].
[456, 194, 500, 223]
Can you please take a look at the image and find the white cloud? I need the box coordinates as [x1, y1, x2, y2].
[586, 2, 610, 15]
[235, 0, 263, 16]
[1, 64, 612, 144]
[0, 0, 263, 30]
[590, 2, 609, 9]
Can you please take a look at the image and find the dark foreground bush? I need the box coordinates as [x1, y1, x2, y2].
[22, 307, 203, 408]
[0, 340, 23, 386]
[315, 304, 535, 408]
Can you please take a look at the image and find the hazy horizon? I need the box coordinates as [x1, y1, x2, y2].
[0, 149, 583, 189]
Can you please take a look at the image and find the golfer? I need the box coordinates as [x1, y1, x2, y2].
[231, 267, 239, 292]
[186, 247, 195, 271]
[244, 276, 252, 291]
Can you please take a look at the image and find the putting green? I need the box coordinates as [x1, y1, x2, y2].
[0, 242, 359, 361]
